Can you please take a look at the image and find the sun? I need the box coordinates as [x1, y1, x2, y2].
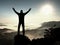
[40, 4, 54, 15]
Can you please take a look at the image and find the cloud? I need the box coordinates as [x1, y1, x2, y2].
[14, 25, 17, 27]
[0, 21, 60, 45]
[0, 26, 44, 40]
[0, 28, 13, 33]
[0, 21, 60, 39]
[0, 23, 7, 26]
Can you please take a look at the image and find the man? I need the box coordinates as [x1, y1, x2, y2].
[12, 8, 31, 36]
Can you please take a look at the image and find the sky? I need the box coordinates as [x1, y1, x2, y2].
[0, 0, 60, 31]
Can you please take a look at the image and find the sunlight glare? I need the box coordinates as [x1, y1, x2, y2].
[40, 4, 54, 15]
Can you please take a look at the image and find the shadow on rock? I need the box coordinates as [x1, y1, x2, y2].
[14, 34, 31, 45]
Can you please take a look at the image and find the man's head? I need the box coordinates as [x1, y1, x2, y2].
[20, 10, 23, 13]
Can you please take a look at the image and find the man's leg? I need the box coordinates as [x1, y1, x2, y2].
[22, 22, 25, 36]
[18, 22, 21, 35]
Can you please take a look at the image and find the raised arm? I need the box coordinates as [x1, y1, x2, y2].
[24, 8, 31, 15]
[12, 8, 19, 14]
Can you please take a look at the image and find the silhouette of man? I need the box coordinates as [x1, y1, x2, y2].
[12, 8, 31, 36]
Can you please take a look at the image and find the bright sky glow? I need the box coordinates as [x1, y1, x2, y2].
[0, 0, 60, 31]
[40, 4, 54, 15]
[0, 4, 59, 31]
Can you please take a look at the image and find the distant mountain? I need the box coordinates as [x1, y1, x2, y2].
[40, 21, 60, 29]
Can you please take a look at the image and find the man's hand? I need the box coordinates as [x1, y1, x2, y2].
[12, 8, 15, 10]
[12, 8, 19, 14]
[29, 8, 31, 11]
[24, 8, 31, 15]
